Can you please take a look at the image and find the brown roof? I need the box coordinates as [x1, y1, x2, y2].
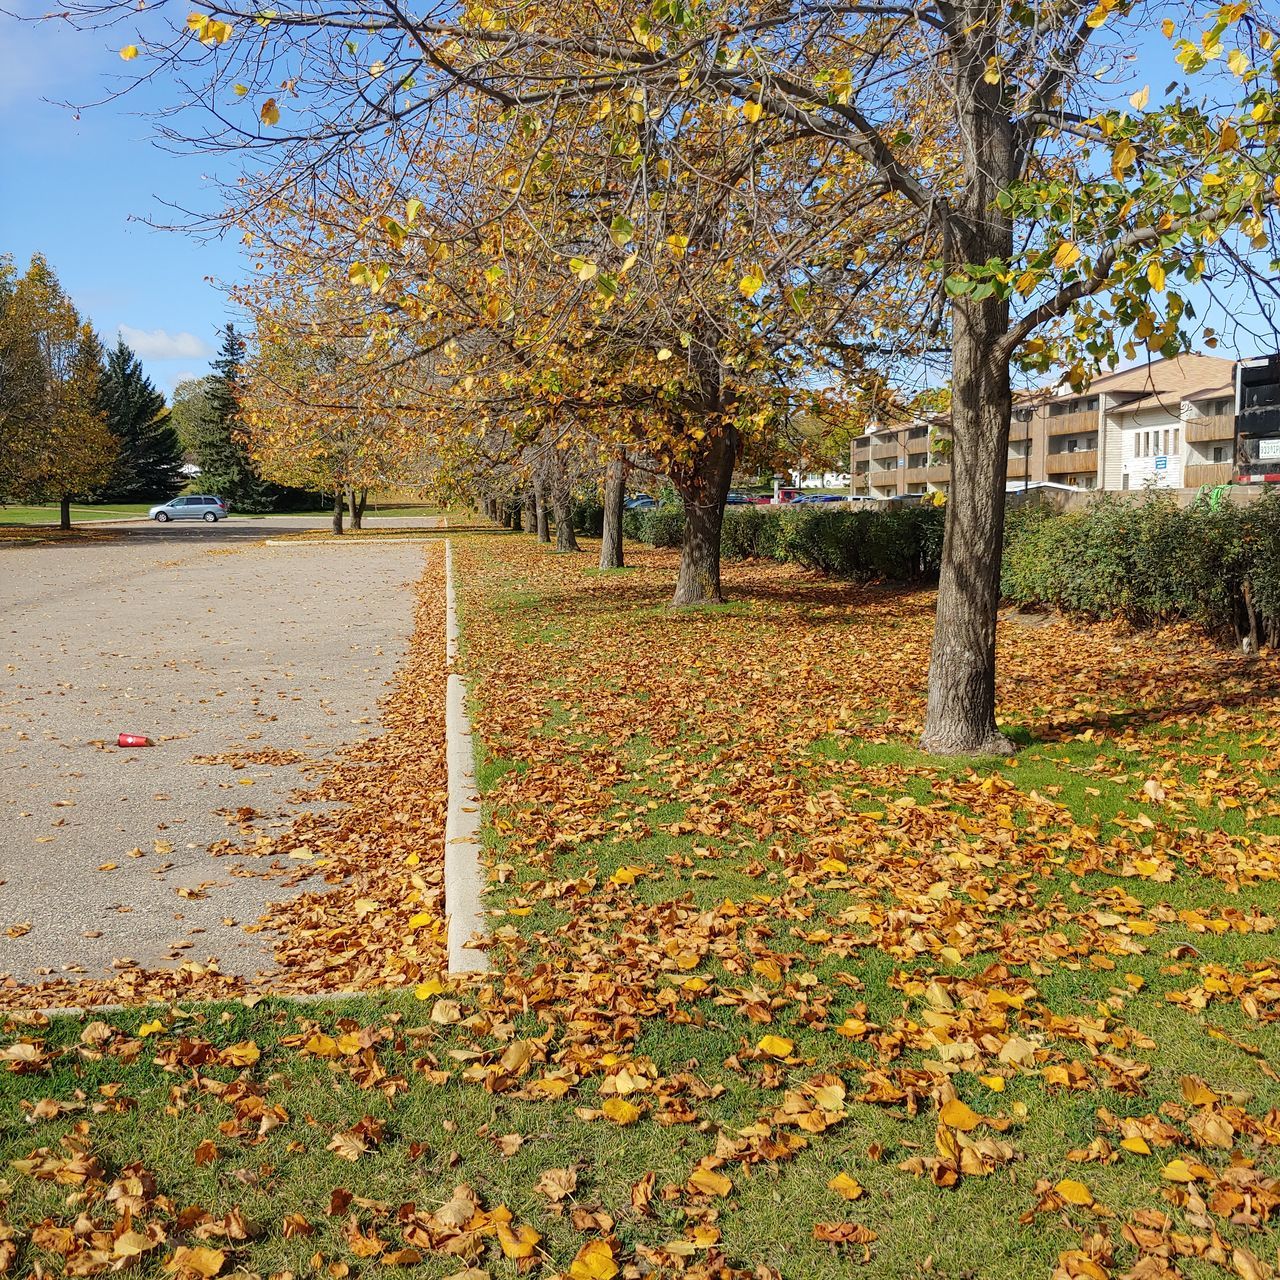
[1028, 353, 1234, 408]
[1084, 353, 1234, 397]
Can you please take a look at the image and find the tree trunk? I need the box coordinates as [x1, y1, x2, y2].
[671, 426, 736, 606]
[599, 448, 627, 570]
[356, 489, 367, 527]
[59, 494, 71, 531]
[920, 61, 1016, 755]
[347, 487, 360, 531]
[552, 491, 579, 551]
[509, 498, 523, 533]
[523, 490, 536, 535]
[331, 489, 345, 536]
[533, 478, 550, 543]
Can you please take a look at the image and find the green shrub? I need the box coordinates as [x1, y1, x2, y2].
[572, 496, 604, 537]
[640, 501, 944, 582]
[722, 506, 780, 560]
[623, 505, 684, 548]
[1003, 488, 1280, 645]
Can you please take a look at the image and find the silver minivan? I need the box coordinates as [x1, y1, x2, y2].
[149, 495, 230, 522]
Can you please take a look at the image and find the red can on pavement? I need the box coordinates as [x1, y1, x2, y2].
[117, 733, 153, 747]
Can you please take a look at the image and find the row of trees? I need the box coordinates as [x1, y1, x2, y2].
[0, 254, 185, 526]
[0, 254, 311, 525]
[86, 0, 1280, 751]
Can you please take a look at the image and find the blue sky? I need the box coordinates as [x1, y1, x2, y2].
[1, 6, 245, 394]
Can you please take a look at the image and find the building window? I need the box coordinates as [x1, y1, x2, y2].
[1213, 446, 1227, 463]
[1172, 428, 1179, 453]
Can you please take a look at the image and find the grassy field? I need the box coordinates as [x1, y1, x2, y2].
[3, 534, 1280, 1280]
[0, 502, 154, 525]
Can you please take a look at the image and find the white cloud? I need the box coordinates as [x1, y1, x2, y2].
[118, 325, 214, 361]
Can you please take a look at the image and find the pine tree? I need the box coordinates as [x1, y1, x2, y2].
[193, 324, 273, 512]
[98, 338, 186, 501]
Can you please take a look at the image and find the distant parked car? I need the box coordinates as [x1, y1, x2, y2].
[793, 493, 846, 504]
[150, 495, 229, 522]
[624, 493, 658, 511]
[725, 491, 756, 505]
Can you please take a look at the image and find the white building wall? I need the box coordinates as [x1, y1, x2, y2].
[1117, 408, 1184, 490]
[1100, 395, 1125, 490]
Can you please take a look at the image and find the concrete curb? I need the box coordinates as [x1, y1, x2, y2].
[262, 537, 445, 547]
[443, 539, 489, 974]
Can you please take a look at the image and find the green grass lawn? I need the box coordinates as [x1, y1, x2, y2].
[0, 502, 154, 525]
[4, 534, 1280, 1280]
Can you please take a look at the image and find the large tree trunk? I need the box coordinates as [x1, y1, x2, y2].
[59, 494, 71, 531]
[671, 426, 737, 606]
[331, 489, 345, 536]
[509, 498, 523, 533]
[552, 490, 579, 551]
[523, 490, 536, 535]
[347, 487, 367, 531]
[920, 56, 1016, 756]
[533, 477, 550, 543]
[599, 448, 627, 570]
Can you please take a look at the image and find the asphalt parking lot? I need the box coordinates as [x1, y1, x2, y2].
[0, 519, 431, 990]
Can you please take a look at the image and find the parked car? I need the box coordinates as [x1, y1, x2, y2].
[775, 487, 803, 504]
[624, 493, 659, 511]
[725, 491, 756, 505]
[792, 493, 847, 504]
[150, 495, 229, 522]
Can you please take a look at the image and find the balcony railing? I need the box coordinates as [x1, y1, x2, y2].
[1046, 449, 1099, 475]
[1006, 456, 1030, 479]
[924, 464, 952, 483]
[870, 441, 901, 460]
[1185, 462, 1234, 487]
[1186, 414, 1234, 443]
[1046, 409, 1098, 435]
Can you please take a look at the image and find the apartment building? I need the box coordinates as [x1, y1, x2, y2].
[850, 352, 1239, 497]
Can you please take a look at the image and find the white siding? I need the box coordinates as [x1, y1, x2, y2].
[1118, 409, 1184, 490]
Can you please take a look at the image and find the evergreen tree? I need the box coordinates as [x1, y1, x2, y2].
[192, 324, 273, 512]
[98, 338, 185, 501]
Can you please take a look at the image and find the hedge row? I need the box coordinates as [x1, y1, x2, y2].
[1002, 490, 1280, 646]
[623, 491, 1280, 646]
[623, 503, 945, 582]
